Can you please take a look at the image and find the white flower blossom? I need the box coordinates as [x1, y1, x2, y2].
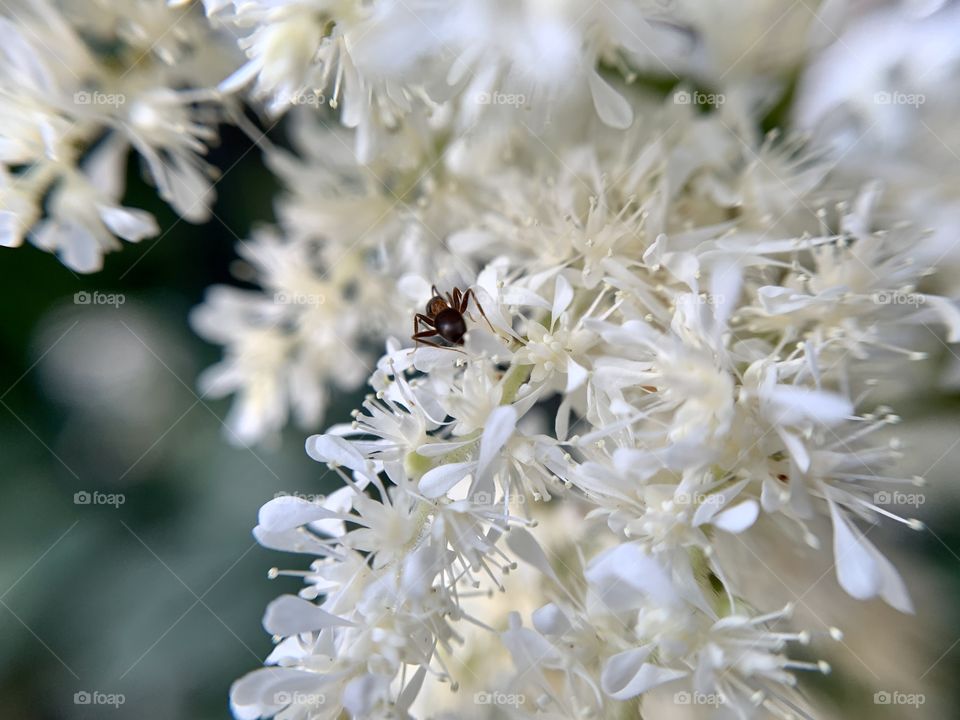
[227, 92, 957, 715]
[0, 0, 233, 270]
[6, 2, 955, 717]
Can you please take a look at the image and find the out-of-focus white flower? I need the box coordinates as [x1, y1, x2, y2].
[0, 0, 234, 270]
[31, 137, 158, 272]
[217, 0, 445, 158]
[215, 0, 701, 161]
[793, 2, 960, 300]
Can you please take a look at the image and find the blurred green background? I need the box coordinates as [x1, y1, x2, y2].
[2, 120, 960, 720]
[0, 126, 354, 720]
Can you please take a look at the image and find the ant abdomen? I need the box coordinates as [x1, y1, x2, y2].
[435, 308, 467, 344]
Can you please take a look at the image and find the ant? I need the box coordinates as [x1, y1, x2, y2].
[412, 285, 494, 349]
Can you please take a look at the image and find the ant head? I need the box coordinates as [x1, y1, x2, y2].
[426, 296, 448, 317]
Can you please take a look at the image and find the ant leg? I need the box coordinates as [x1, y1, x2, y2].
[412, 330, 465, 353]
[411, 315, 437, 352]
[413, 328, 470, 353]
[414, 313, 436, 334]
[451, 287, 462, 308]
[412, 328, 441, 347]
[462, 288, 496, 333]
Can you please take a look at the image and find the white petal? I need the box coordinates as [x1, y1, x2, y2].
[767, 386, 852, 426]
[662, 251, 699, 289]
[501, 613, 562, 672]
[585, 543, 679, 609]
[0, 19, 54, 94]
[396, 665, 427, 713]
[257, 496, 340, 533]
[709, 259, 741, 331]
[757, 286, 814, 313]
[566, 357, 589, 393]
[830, 501, 881, 601]
[400, 543, 442, 599]
[691, 479, 749, 526]
[230, 667, 320, 713]
[779, 429, 811, 473]
[149, 152, 214, 222]
[419, 461, 474, 498]
[555, 397, 572, 442]
[506, 527, 559, 583]
[551, 273, 574, 320]
[532, 603, 571, 636]
[57, 223, 103, 273]
[262, 594, 354, 636]
[464, 327, 514, 359]
[397, 274, 431, 303]
[305, 434, 367, 472]
[588, 71, 633, 129]
[97, 204, 158, 242]
[712, 500, 759, 533]
[500, 286, 552, 308]
[84, 135, 128, 199]
[830, 502, 913, 612]
[218, 59, 260, 94]
[0, 210, 24, 247]
[923, 295, 960, 343]
[308, 485, 353, 537]
[601, 646, 687, 700]
[477, 405, 517, 480]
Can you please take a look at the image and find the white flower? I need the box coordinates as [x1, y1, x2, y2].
[222, 77, 960, 714]
[790, 1, 960, 329]
[0, 0, 233, 270]
[31, 137, 158, 272]
[16, 3, 951, 716]
[123, 88, 221, 222]
[219, 0, 443, 156]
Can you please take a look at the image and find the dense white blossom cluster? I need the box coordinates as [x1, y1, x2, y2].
[0, 0, 238, 271]
[3, 1, 959, 718]
[226, 96, 959, 715]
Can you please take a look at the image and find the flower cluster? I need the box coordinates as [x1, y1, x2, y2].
[0, 0, 237, 271]
[3, 1, 958, 718]
[228, 91, 959, 716]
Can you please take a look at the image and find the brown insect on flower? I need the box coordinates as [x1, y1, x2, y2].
[412, 285, 495, 349]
